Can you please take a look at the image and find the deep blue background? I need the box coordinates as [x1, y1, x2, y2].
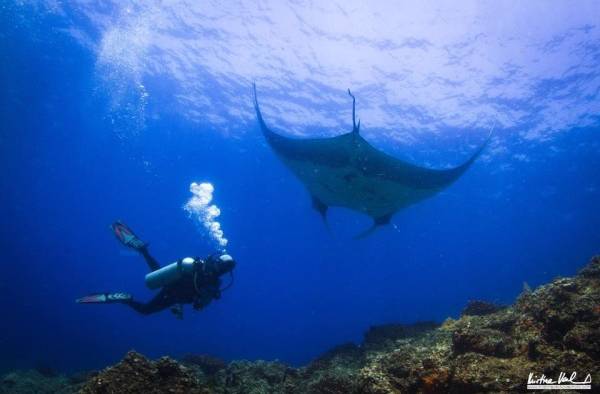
[1, 5, 599, 372]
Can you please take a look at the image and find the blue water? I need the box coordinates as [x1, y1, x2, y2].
[1, 2, 599, 373]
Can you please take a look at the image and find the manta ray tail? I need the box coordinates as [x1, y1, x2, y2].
[347, 89, 360, 134]
[353, 214, 393, 239]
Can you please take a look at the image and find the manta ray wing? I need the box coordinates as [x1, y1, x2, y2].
[253, 84, 489, 236]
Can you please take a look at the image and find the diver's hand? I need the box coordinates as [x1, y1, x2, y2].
[170, 304, 183, 319]
[193, 291, 218, 309]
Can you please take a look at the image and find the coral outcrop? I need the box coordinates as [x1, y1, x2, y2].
[2, 255, 599, 393]
[80, 351, 207, 394]
[461, 300, 506, 316]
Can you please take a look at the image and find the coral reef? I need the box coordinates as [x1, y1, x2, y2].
[2, 255, 599, 393]
[211, 360, 296, 393]
[80, 351, 207, 394]
[461, 300, 506, 316]
[363, 321, 439, 351]
[181, 354, 227, 375]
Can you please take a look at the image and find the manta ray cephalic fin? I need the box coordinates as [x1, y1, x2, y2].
[311, 195, 334, 235]
[354, 214, 393, 239]
[311, 195, 328, 220]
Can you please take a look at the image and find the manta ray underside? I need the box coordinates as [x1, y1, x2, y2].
[253, 84, 490, 237]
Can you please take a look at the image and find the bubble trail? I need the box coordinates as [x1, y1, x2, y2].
[184, 182, 228, 249]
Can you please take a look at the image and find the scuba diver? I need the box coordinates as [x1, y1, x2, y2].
[76, 221, 235, 319]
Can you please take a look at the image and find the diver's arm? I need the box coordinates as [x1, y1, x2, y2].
[192, 284, 221, 310]
[192, 295, 211, 310]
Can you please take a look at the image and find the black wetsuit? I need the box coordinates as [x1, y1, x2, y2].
[126, 248, 226, 315]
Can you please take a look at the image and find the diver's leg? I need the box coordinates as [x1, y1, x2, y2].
[125, 289, 173, 315]
[139, 246, 161, 272]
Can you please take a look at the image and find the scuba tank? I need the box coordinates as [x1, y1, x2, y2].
[145, 257, 197, 289]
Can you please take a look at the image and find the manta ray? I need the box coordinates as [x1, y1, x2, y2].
[253, 84, 490, 237]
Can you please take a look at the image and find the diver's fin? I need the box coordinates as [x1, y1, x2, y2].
[76, 292, 132, 304]
[111, 221, 147, 251]
[353, 214, 393, 239]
